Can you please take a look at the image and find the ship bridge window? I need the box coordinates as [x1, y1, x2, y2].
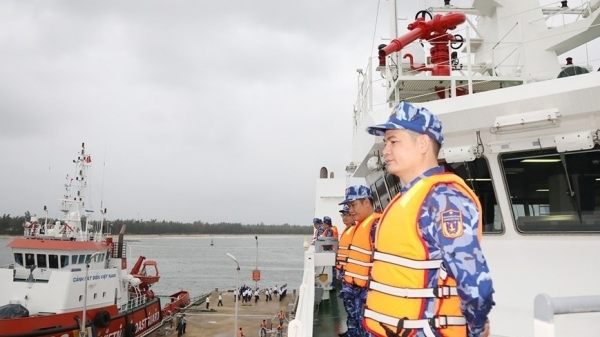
[72, 255, 78, 265]
[49, 254, 59, 269]
[61, 255, 69, 268]
[14, 253, 23, 266]
[371, 171, 399, 210]
[500, 145, 600, 233]
[37, 254, 47, 268]
[444, 157, 503, 234]
[25, 253, 34, 267]
[78, 254, 85, 264]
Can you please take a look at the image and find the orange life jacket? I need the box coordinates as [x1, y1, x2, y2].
[343, 213, 381, 287]
[363, 173, 482, 337]
[335, 225, 356, 271]
[331, 226, 339, 239]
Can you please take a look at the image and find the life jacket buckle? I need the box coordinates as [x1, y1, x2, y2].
[433, 286, 452, 299]
[430, 315, 448, 329]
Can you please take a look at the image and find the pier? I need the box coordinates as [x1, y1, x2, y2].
[150, 289, 295, 337]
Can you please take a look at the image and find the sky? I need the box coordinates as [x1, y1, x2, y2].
[1, 0, 598, 226]
[0, 0, 393, 225]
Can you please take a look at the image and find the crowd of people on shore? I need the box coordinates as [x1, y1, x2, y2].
[231, 284, 287, 304]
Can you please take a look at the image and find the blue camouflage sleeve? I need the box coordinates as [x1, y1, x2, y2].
[420, 184, 495, 337]
[370, 219, 380, 246]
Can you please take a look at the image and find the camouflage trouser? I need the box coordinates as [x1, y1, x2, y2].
[355, 288, 368, 337]
[340, 282, 367, 337]
[342, 295, 359, 337]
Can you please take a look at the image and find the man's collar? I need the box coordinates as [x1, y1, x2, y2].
[400, 165, 445, 192]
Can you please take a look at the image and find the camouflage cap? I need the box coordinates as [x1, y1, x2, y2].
[323, 216, 332, 225]
[365, 101, 444, 146]
[339, 185, 373, 205]
[312, 217, 323, 224]
[339, 204, 350, 213]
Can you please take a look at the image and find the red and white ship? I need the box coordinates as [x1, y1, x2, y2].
[0, 143, 190, 337]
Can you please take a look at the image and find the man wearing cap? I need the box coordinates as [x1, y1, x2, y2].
[322, 216, 338, 239]
[337, 185, 381, 337]
[335, 205, 355, 284]
[362, 101, 494, 337]
[311, 218, 324, 245]
[321, 216, 338, 251]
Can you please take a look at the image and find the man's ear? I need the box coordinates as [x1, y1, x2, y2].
[418, 134, 431, 154]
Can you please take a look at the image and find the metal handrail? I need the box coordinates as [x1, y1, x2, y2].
[534, 293, 600, 337]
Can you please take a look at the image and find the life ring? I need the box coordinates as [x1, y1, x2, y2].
[124, 323, 136, 337]
[94, 310, 111, 328]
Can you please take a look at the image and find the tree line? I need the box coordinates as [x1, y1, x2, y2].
[0, 213, 313, 236]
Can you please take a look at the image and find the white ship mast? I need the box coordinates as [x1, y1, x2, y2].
[57, 143, 94, 241]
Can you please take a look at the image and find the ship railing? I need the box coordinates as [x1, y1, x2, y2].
[313, 237, 339, 253]
[110, 241, 127, 259]
[533, 293, 600, 337]
[120, 294, 148, 312]
[287, 246, 315, 337]
[354, 59, 374, 132]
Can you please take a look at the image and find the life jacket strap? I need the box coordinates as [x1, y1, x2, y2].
[439, 262, 448, 280]
[349, 245, 373, 255]
[344, 271, 368, 281]
[364, 308, 466, 333]
[346, 258, 373, 267]
[369, 281, 457, 299]
[373, 251, 442, 270]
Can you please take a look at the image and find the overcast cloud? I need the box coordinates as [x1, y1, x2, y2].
[0, 0, 391, 225]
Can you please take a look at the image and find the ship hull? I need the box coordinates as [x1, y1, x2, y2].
[0, 298, 162, 337]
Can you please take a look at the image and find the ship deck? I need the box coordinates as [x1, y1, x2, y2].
[313, 284, 347, 337]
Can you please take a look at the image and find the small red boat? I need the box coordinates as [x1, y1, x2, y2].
[0, 144, 190, 337]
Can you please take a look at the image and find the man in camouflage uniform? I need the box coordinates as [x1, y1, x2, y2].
[338, 186, 379, 337]
[311, 218, 324, 245]
[364, 101, 494, 337]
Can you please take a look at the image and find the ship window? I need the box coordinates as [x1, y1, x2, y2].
[500, 145, 600, 233]
[61, 255, 69, 268]
[369, 182, 383, 211]
[14, 253, 23, 266]
[100, 253, 105, 262]
[94, 293, 97, 299]
[103, 291, 106, 298]
[79, 295, 83, 302]
[48, 255, 59, 269]
[85, 254, 92, 264]
[78, 254, 85, 264]
[25, 253, 35, 267]
[375, 177, 390, 209]
[37, 254, 47, 268]
[385, 171, 401, 198]
[444, 157, 503, 234]
[72, 255, 78, 264]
